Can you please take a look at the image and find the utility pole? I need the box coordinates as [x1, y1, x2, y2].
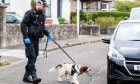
[77, 0, 80, 37]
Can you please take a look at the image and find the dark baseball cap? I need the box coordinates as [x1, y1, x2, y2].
[37, 0, 48, 7]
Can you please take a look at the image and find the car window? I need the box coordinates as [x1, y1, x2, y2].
[6, 15, 11, 21]
[114, 22, 140, 41]
[10, 15, 17, 20]
[6, 15, 17, 22]
[14, 15, 22, 21]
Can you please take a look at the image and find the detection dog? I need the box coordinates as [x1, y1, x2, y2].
[49, 62, 91, 84]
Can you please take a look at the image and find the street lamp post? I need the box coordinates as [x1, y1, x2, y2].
[77, 0, 80, 37]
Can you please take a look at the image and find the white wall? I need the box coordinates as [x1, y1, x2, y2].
[50, 0, 58, 24]
[50, 0, 71, 24]
[62, 0, 71, 23]
[7, 0, 31, 17]
[4, 0, 71, 24]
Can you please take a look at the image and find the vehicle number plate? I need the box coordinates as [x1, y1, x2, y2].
[134, 65, 140, 71]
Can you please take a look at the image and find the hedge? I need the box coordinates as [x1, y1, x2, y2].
[95, 17, 122, 28]
[115, 1, 140, 12]
[71, 12, 130, 24]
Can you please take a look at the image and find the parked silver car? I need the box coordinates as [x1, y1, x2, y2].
[6, 14, 23, 23]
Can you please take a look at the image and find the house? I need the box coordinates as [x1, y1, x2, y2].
[1, 0, 71, 24]
[45, 0, 71, 24]
[0, 0, 31, 17]
[71, 0, 113, 12]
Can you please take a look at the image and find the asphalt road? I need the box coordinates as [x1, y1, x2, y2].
[1, 42, 140, 84]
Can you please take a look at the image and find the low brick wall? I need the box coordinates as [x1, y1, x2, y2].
[107, 27, 115, 35]
[80, 25, 100, 36]
[100, 28, 107, 34]
[6, 24, 23, 47]
[2, 24, 77, 48]
[100, 27, 115, 35]
[46, 24, 77, 40]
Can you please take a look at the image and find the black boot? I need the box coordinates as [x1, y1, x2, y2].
[31, 71, 41, 84]
[23, 71, 33, 83]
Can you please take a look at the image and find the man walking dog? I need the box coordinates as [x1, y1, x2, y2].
[21, 0, 53, 83]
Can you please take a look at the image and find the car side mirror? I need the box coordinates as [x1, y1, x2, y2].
[102, 37, 111, 44]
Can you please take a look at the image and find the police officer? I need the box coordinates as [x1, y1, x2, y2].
[21, 0, 53, 83]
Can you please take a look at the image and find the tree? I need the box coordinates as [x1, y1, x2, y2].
[31, 0, 36, 8]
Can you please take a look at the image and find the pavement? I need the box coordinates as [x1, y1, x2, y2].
[0, 35, 102, 67]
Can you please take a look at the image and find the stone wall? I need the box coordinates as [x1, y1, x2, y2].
[100, 27, 115, 35]
[80, 25, 115, 35]
[6, 24, 23, 47]
[3, 24, 77, 48]
[1, 23, 114, 48]
[0, 3, 7, 48]
[107, 27, 115, 35]
[100, 28, 107, 34]
[46, 24, 77, 40]
[80, 25, 100, 36]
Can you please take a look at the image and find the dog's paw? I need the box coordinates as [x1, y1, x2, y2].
[71, 81, 79, 84]
[66, 77, 70, 80]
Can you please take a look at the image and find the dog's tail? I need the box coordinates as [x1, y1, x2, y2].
[49, 64, 62, 73]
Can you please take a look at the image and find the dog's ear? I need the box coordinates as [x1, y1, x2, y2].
[80, 66, 89, 74]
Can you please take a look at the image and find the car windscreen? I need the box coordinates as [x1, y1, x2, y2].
[14, 15, 23, 21]
[114, 22, 140, 41]
[130, 9, 140, 20]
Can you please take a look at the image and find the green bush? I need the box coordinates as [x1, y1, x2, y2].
[95, 17, 122, 28]
[31, 0, 36, 8]
[71, 12, 130, 24]
[71, 15, 77, 24]
[115, 1, 140, 12]
[80, 11, 93, 23]
[58, 17, 66, 24]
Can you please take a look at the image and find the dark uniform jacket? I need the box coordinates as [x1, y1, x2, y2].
[21, 8, 49, 40]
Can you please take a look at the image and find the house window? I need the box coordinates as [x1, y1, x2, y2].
[57, 0, 62, 17]
[101, 3, 109, 12]
[45, 0, 51, 18]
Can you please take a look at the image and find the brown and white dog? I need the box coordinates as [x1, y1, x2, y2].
[49, 62, 91, 84]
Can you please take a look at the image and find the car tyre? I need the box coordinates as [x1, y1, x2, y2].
[107, 74, 117, 84]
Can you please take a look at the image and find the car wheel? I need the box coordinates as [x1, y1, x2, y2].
[107, 74, 117, 84]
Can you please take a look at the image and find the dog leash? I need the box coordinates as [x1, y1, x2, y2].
[52, 39, 76, 64]
[43, 38, 49, 58]
[43, 38, 76, 64]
